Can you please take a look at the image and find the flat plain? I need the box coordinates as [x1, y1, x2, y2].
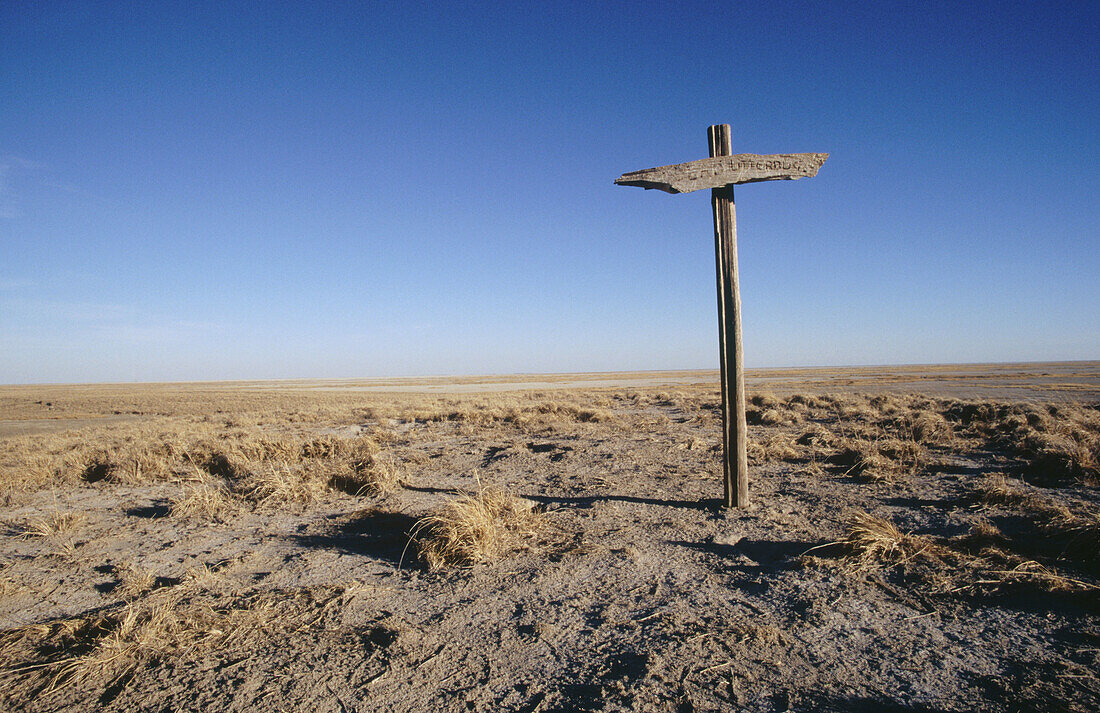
[0, 361, 1098, 712]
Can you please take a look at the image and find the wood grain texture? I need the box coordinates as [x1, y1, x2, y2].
[707, 125, 749, 508]
[615, 152, 827, 194]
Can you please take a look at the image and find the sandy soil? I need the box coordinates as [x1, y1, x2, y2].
[0, 363, 1097, 712]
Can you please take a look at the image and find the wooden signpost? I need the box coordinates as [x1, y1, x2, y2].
[615, 125, 827, 508]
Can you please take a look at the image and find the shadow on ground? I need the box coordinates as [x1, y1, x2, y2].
[287, 509, 421, 568]
[670, 537, 821, 573]
[523, 493, 722, 511]
[125, 501, 172, 518]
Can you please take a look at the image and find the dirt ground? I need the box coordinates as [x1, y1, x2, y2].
[0, 362, 1097, 712]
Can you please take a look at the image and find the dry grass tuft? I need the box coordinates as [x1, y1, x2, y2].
[809, 510, 1098, 596]
[22, 510, 86, 558]
[747, 393, 780, 409]
[971, 473, 1036, 507]
[413, 487, 545, 569]
[22, 511, 86, 540]
[795, 426, 835, 450]
[327, 441, 401, 496]
[676, 437, 708, 452]
[80, 452, 117, 483]
[746, 405, 803, 427]
[834, 512, 926, 567]
[0, 582, 339, 699]
[941, 399, 1100, 484]
[747, 435, 801, 463]
[949, 519, 1008, 554]
[239, 461, 328, 510]
[113, 563, 159, 598]
[1040, 507, 1100, 563]
[826, 434, 925, 483]
[163, 435, 400, 519]
[959, 476, 1099, 575]
[964, 559, 1097, 593]
[1019, 431, 1099, 484]
[169, 473, 239, 521]
[406, 396, 616, 430]
[910, 411, 955, 445]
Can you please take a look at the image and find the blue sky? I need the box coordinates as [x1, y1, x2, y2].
[2, 1, 1097, 384]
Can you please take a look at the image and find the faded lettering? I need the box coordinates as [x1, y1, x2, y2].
[615, 152, 829, 194]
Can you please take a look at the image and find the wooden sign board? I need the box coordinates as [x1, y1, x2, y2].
[615, 153, 828, 194]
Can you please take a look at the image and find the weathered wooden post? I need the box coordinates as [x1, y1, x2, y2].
[615, 125, 827, 508]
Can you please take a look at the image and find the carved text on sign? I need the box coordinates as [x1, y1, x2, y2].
[614, 152, 828, 194]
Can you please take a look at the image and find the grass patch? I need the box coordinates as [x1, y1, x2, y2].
[0, 581, 344, 700]
[169, 472, 239, 521]
[826, 436, 924, 483]
[829, 512, 927, 567]
[21, 510, 87, 558]
[808, 511, 1099, 596]
[412, 486, 546, 570]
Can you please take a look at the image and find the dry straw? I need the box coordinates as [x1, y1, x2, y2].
[0, 570, 341, 699]
[831, 511, 927, 567]
[411, 483, 545, 570]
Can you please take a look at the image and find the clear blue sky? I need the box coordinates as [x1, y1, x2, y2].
[2, 1, 1097, 384]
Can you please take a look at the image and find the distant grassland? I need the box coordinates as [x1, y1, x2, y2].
[2, 379, 1097, 499]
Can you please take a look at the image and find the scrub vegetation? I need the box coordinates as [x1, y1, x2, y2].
[0, 368, 1097, 712]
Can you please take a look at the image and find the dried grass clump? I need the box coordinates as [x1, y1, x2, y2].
[319, 437, 400, 496]
[1018, 431, 1099, 484]
[112, 563, 159, 598]
[948, 519, 1009, 555]
[747, 393, 780, 409]
[404, 396, 616, 431]
[238, 461, 329, 510]
[834, 512, 927, 567]
[964, 560, 1096, 593]
[22, 511, 87, 558]
[876, 437, 924, 468]
[971, 473, 1034, 507]
[766, 436, 801, 462]
[825, 443, 872, 473]
[65, 431, 208, 487]
[810, 511, 1098, 596]
[1040, 507, 1100, 563]
[943, 526, 1097, 595]
[940, 400, 1100, 484]
[795, 426, 835, 451]
[0, 582, 338, 699]
[747, 435, 801, 464]
[962, 480, 1099, 570]
[170, 440, 401, 519]
[414, 487, 545, 569]
[828, 437, 923, 483]
[298, 434, 348, 460]
[787, 393, 832, 410]
[746, 407, 799, 427]
[22, 511, 86, 540]
[0, 413, 410, 498]
[744, 393, 804, 426]
[676, 437, 708, 452]
[941, 400, 1001, 428]
[534, 402, 614, 424]
[330, 453, 402, 497]
[80, 451, 118, 483]
[832, 398, 878, 422]
[903, 410, 955, 446]
[169, 472, 239, 521]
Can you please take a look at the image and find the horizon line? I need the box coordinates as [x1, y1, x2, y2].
[2, 359, 1097, 389]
